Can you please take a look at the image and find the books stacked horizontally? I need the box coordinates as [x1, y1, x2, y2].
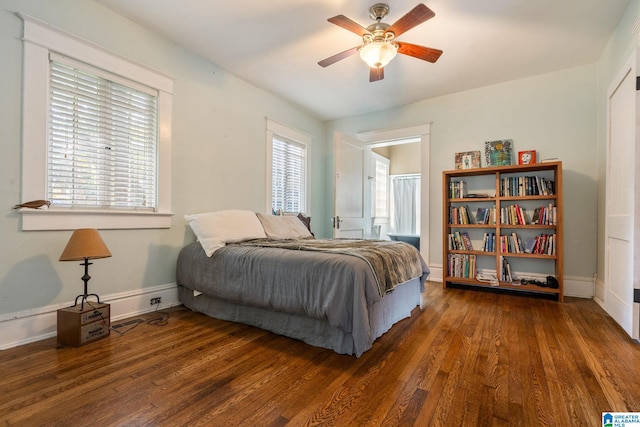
[500, 176, 555, 197]
[447, 254, 476, 278]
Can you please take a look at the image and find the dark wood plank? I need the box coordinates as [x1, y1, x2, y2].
[1, 282, 639, 426]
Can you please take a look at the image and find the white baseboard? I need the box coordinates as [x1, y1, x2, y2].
[426, 263, 594, 298]
[0, 283, 180, 350]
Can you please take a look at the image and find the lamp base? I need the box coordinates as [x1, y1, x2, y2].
[74, 258, 99, 310]
[73, 293, 101, 310]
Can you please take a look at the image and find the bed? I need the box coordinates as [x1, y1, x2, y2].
[176, 210, 430, 357]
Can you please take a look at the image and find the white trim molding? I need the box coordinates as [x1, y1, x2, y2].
[0, 283, 180, 350]
[265, 118, 312, 215]
[18, 13, 174, 230]
[354, 123, 431, 268]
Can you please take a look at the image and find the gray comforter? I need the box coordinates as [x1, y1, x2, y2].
[176, 239, 429, 356]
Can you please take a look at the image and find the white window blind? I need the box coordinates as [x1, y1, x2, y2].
[48, 57, 158, 210]
[271, 136, 306, 214]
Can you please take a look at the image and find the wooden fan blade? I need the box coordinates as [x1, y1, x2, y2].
[386, 4, 435, 38]
[370, 67, 384, 82]
[397, 42, 443, 63]
[318, 46, 361, 67]
[328, 15, 371, 37]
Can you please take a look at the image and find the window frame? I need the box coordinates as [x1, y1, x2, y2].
[19, 13, 173, 230]
[265, 119, 311, 215]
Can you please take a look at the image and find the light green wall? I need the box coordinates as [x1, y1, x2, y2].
[0, 0, 326, 315]
[0, 0, 634, 316]
[326, 64, 599, 277]
[596, 0, 640, 290]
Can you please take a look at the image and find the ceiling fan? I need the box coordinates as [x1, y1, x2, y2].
[318, 3, 442, 82]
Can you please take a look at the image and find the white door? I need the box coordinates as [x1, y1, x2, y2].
[334, 132, 370, 238]
[605, 51, 639, 340]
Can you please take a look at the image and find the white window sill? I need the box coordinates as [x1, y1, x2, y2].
[17, 209, 174, 230]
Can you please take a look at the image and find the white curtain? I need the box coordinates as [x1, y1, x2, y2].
[391, 175, 421, 235]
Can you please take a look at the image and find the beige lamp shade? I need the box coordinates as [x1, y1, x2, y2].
[59, 228, 112, 261]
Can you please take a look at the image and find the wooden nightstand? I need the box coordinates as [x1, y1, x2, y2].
[57, 303, 110, 346]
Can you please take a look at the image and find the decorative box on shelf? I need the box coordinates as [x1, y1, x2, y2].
[57, 303, 110, 346]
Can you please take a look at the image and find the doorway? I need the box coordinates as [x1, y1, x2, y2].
[354, 123, 431, 263]
[371, 140, 422, 251]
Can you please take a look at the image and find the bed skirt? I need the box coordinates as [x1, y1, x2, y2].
[178, 277, 422, 356]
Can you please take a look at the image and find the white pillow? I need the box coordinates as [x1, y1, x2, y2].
[256, 213, 313, 240]
[185, 210, 267, 256]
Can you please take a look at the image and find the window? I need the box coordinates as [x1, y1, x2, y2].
[266, 119, 311, 215]
[372, 153, 390, 219]
[48, 56, 158, 210]
[271, 136, 306, 214]
[20, 14, 173, 230]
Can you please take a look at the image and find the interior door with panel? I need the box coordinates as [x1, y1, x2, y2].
[605, 50, 639, 340]
[333, 132, 370, 238]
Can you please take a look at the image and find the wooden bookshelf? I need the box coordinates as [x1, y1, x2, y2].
[443, 161, 563, 301]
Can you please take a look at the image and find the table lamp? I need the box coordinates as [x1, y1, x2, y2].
[59, 228, 111, 309]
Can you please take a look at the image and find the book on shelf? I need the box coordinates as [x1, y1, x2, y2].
[447, 254, 477, 279]
[448, 231, 474, 251]
[476, 207, 486, 224]
[531, 204, 557, 226]
[500, 234, 520, 253]
[449, 205, 473, 224]
[527, 233, 556, 255]
[499, 175, 555, 197]
[481, 232, 496, 252]
[524, 237, 537, 254]
[500, 256, 514, 282]
[531, 208, 540, 224]
[511, 232, 522, 253]
[449, 180, 466, 199]
[500, 204, 528, 225]
[461, 232, 473, 250]
[475, 206, 496, 225]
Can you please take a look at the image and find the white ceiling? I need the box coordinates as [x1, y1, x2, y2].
[96, 0, 631, 121]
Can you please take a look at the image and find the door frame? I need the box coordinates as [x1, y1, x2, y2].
[356, 123, 431, 265]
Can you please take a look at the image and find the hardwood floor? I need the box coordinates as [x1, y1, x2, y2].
[1, 281, 639, 426]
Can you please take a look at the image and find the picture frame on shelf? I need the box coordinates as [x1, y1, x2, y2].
[518, 150, 536, 165]
[484, 139, 513, 166]
[455, 151, 481, 169]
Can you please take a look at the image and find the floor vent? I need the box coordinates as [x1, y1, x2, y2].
[112, 318, 145, 329]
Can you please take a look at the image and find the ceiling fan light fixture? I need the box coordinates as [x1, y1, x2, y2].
[359, 41, 398, 68]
